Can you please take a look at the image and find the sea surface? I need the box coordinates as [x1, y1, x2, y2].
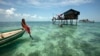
[0, 22, 100, 56]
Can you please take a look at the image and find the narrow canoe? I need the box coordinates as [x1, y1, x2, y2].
[0, 28, 25, 47]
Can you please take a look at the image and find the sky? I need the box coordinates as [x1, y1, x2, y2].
[0, 0, 100, 22]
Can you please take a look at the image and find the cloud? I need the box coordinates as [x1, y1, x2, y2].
[0, 8, 15, 18]
[16, 14, 50, 21]
[0, 0, 93, 8]
[5, 8, 16, 17]
[26, 0, 93, 7]
[0, 8, 49, 21]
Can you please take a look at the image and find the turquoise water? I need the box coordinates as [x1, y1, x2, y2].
[0, 22, 100, 56]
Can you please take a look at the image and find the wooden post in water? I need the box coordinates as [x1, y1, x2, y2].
[76, 19, 77, 25]
[63, 20, 65, 25]
[52, 9, 80, 26]
[70, 19, 73, 25]
[72, 19, 73, 25]
[61, 20, 62, 25]
[52, 17, 56, 24]
[60, 20, 63, 27]
[66, 20, 68, 25]
[53, 19, 56, 24]
[70, 19, 72, 25]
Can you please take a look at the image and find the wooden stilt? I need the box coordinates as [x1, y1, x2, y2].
[70, 19, 72, 25]
[65, 20, 66, 25]
[76, 19, 77, 25]
[53, 19, 55, 24]
[61, 20, 62, 25]
[63, 20, 64, 25]
[66, 20, 68, 25]
[60, 20, 63, 27]
[63, 20, 65, 25]
[72, 19, 73, 25]
[52, 17, 55, 24]
[52, 20, 54, 24]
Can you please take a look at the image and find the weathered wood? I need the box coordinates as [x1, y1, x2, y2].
[76, 19, 78, 25]
[0, 28, 25, 47]
[52, 9, 80, 25]
[0, 30, 22, 39]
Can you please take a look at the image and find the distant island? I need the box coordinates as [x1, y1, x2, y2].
[79, 19, 95, 23]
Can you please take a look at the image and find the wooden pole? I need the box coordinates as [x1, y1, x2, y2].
[61, 20, 62, 25]
[65, 20, 66, 25]
[70, 19, 72, 25]
[66, 20, 68, 25]
[52, 17, 56, 24]
[70, 19, 73, 25]
[54, 19, 56, 24]
[52, 18, 54, 24]
[76, 19, 77, 25]
[63, 20, 64, 24]
[72, 19, 73, 25]
[60, 20, 63, 27]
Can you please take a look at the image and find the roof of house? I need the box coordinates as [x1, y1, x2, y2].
[63, 9, 80, 15]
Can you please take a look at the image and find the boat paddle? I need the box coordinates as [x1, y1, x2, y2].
[21, 18, 34, 40]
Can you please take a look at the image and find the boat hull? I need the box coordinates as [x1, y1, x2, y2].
[0, 28, 25, 47]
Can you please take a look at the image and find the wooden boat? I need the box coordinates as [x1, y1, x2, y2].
[0, 28, 25, 47]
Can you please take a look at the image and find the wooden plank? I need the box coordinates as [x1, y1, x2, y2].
[0, 30, 22, 39]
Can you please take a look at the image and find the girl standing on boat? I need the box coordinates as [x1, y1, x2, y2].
[21, 18, 33, 40]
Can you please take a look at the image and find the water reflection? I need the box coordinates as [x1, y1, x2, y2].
[0, 22, 100, 56]
[0, 39, 28, 56]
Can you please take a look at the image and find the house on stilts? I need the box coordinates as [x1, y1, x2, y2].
[52, 9, 80, 25]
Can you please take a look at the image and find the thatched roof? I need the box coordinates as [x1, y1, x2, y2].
[63, 9, 80, 15]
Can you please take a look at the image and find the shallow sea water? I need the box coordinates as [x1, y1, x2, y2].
[0, 22, 100, 56]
